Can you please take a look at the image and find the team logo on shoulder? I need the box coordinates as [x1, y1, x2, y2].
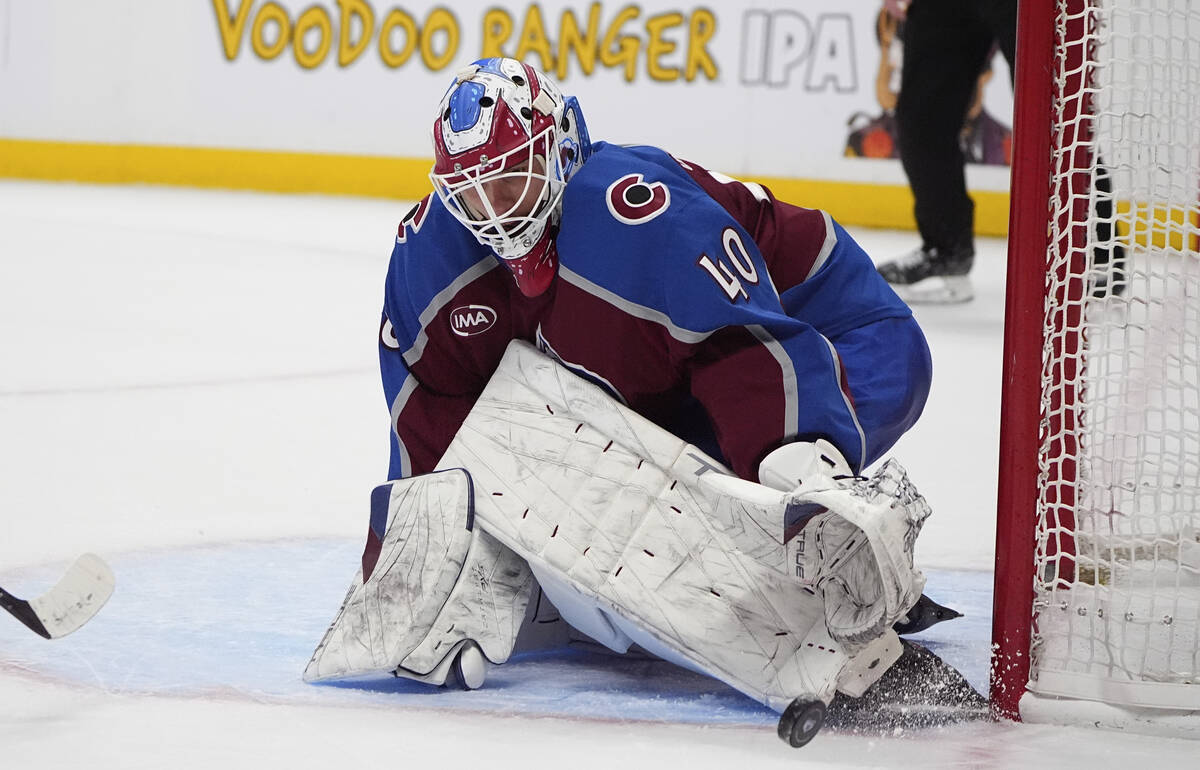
[396, 196, 432, 244]
[450, 304, 498, 337]
[380, 316, 400, 350]
[606, 173, 670, 225]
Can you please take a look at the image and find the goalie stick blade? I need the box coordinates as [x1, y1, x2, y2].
[1, 554, 115, 639]
[826, 640, 988, 732]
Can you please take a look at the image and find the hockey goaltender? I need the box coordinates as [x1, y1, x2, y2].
[303, 58, 985, 748]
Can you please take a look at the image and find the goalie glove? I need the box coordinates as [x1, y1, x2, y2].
[759, 441, 930, 651]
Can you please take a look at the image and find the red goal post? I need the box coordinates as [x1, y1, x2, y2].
[991, 0, 1200, 731]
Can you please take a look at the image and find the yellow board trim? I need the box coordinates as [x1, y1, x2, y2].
[0, 137, 1012, 235]
[0, 137, 1026, 239]
[748, 175, 1011, 238]
[1116, 200, 1200, 253]
[0, 138, 433, 201]
[6, 138, 1189, 252]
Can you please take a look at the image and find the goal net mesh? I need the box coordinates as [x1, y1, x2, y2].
[1031, 0, 1200, 709]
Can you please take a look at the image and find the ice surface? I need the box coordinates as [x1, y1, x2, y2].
[2, 181, 1196, 768]
[0, 538, 991, 719]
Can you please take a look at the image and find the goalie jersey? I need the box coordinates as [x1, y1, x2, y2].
[379, 142, 930, 482]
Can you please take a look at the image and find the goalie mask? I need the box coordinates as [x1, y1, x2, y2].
[431, 58, 591, 297]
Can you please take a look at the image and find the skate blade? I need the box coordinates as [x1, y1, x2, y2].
[891, 275, 974, 304]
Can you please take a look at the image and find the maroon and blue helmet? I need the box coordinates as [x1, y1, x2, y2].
[431, 58, 590, 297]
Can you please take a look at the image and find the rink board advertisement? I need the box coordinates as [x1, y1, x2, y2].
[0, 0, 1013, 232]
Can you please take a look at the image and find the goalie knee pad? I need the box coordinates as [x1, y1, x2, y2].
[304, 470, 533, 685]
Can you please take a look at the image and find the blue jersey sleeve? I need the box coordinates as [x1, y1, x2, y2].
[556, 144, 916, 475]
[377, 196, 505, 479]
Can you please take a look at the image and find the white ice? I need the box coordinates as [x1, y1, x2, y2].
[1, 180, 1195, 768]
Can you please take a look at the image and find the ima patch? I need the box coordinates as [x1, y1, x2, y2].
[450, 304, 498, 337]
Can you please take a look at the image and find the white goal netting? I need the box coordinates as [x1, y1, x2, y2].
[1029, 0, 1200, 713]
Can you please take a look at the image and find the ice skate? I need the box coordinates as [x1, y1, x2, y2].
[877, 245, 975, 304]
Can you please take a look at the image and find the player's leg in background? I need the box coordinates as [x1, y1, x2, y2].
[975, 0, 1124, 297]
[898, 0, 993, 259]
[1090, 162, 1126, 297]
[879, 0, 997, 302]
[976, 0, 1017, 81]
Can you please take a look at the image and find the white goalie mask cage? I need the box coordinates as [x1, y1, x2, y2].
[430, 58, 589, 262]
[432, 125, 563, 258]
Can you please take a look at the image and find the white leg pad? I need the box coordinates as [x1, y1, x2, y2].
[439, 341, 889, 710]
[304, 469, 533, 683]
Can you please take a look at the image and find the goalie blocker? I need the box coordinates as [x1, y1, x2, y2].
[306, 341, 931, 745]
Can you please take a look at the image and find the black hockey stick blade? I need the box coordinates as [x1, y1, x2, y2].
[0, 587, 51, 638]
[892, 593, 963, 636]
[0, 554, 115, 639]
[827, 640, 989, 731]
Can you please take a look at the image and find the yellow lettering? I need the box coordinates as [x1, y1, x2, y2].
[645, 12, 682, 82]
[599, 5, 640, 83]
[211, 0, 254, 60]
[218, 1, 715, 82]
[480, 9, 513, 59]
[514, 5, 554, 73]
[251, 2, 291, 61]
[421, 8, 459, 71]
[556, 2, 601, 80]
[294, 5, 333, 69]
[686, 9, 718, 81]
[337, 0, 375, 67]
[379, 9, 417, 68]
